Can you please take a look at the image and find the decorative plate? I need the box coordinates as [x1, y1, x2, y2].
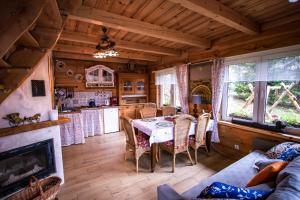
[66, 69, 74, 77]
[55, 60, 66, 71]
[156, 122, 174, 128]
[74, 74, 83, 82]
[141, 118, 157, 122]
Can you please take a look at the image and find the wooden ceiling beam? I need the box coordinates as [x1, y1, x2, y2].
[212, 21, 300, 51]
[168, 0, 259, 35]
[59, 31, 181, 56]
[69, 6, 210, 48]
[53, 52, 150, 65]
[53, 43, 160, 62]
[0, 0, 47, 58]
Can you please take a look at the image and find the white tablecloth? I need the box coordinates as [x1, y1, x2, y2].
[132, 117, 213, 145]
[81, 109, 104, 137]
[59, 113, 85, 146]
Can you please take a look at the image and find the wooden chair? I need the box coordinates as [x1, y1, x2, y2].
[159, 115, 194, 172]
[140, 107, 157, 119]
[189, 113, 211, 164]
[144, 102, 157, 108]
[161, 106, 176, 116]
[120, 116, 151, 172]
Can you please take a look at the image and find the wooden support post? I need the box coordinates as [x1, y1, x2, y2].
[241, 83, 254, 110]
[268, 82, 295, 113]
[281, 82, 300, 112]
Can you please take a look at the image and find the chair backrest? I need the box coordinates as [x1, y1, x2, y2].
[143, 103, 157, 108]
[162, 106, 176, 116]
[195, 113, 211, 145]
[173, 115, 194, 149]
[140, 107, 157, 119]
[120, 116, 137, 147]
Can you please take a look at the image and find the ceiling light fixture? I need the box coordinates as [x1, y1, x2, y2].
[93, 27, 119, 59]
[288, 0, 298, 3]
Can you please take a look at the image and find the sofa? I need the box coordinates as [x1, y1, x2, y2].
[157, 138, 300, 200]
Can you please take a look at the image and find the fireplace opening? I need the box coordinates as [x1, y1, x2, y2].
[0, 139, 56, 198]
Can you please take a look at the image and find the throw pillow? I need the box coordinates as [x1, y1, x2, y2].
[247, 161, 288, 187]
[278, 147, 300, 161]
[265, 142, 294, 159]
[254, 159, 284, 171]
[198, 182, 272, 200]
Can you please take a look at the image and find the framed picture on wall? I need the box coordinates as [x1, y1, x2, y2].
[31, 80, 46, 97]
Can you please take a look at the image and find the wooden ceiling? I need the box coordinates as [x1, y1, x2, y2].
[53, 0, 300, 64]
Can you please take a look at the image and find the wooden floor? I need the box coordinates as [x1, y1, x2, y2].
[57, 132, 236, 200]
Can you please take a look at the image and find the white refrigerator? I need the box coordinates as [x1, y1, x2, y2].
[103, 107, 119, 133]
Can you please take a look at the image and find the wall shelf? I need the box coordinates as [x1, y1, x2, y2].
[0, 117, 70, 137]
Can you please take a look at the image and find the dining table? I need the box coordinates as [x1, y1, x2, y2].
[132, 116, 214, 172]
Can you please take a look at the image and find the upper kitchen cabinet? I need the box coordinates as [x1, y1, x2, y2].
[119, 73, 148, 105]
[85, 65, 115, 88]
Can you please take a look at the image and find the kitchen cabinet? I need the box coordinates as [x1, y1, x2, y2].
[103, 107, 119, 133]
[118, 73, 148, 105]
[85, 65, 114, 88]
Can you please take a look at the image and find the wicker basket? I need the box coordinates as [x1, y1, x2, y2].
[6, 176, 62, 200]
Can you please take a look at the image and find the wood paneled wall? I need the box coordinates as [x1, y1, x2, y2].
[216, 121, 300, 158]
[53, 58, 148, 96]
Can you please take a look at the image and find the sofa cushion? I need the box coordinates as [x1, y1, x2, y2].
[181, 151, 268, 199]
[246, 161, 288, 187]
[265, 142, 296, 159]
[198, 182, 272, 200]
[266, 156, 300, 200]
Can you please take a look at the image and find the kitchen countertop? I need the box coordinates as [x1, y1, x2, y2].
[58, 105, 120, 114]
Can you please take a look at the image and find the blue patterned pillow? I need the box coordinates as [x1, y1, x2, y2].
[198, 182, 272, 200]
[278, 148, 300, 161]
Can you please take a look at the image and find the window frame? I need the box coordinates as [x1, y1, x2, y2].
[159, 84, 181, 107]
[222, 56, 260, 121]
[222, 45, 300, 130]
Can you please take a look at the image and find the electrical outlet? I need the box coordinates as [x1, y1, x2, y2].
[234, 144, 240, 150]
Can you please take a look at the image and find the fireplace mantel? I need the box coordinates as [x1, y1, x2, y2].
[0, 117, 70, 137]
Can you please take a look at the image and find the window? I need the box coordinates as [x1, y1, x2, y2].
[222, 47, 300, 129]
[155, 68, 181, 107]
[224, 61, 257, 120]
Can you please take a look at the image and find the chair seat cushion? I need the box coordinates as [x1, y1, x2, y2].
[136, 133, 150, 149]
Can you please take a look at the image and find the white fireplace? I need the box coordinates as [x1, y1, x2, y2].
[0, 125, 64, 197]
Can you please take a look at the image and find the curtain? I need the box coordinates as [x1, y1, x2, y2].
[175, 64, 189, 114]
[211, 58, 225, 143]
[224, 55, 300, 83]
[155, 67, 176, 85]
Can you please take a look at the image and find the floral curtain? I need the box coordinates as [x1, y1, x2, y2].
[176, 64, 189, 114]
[211, 58, 225, 143]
